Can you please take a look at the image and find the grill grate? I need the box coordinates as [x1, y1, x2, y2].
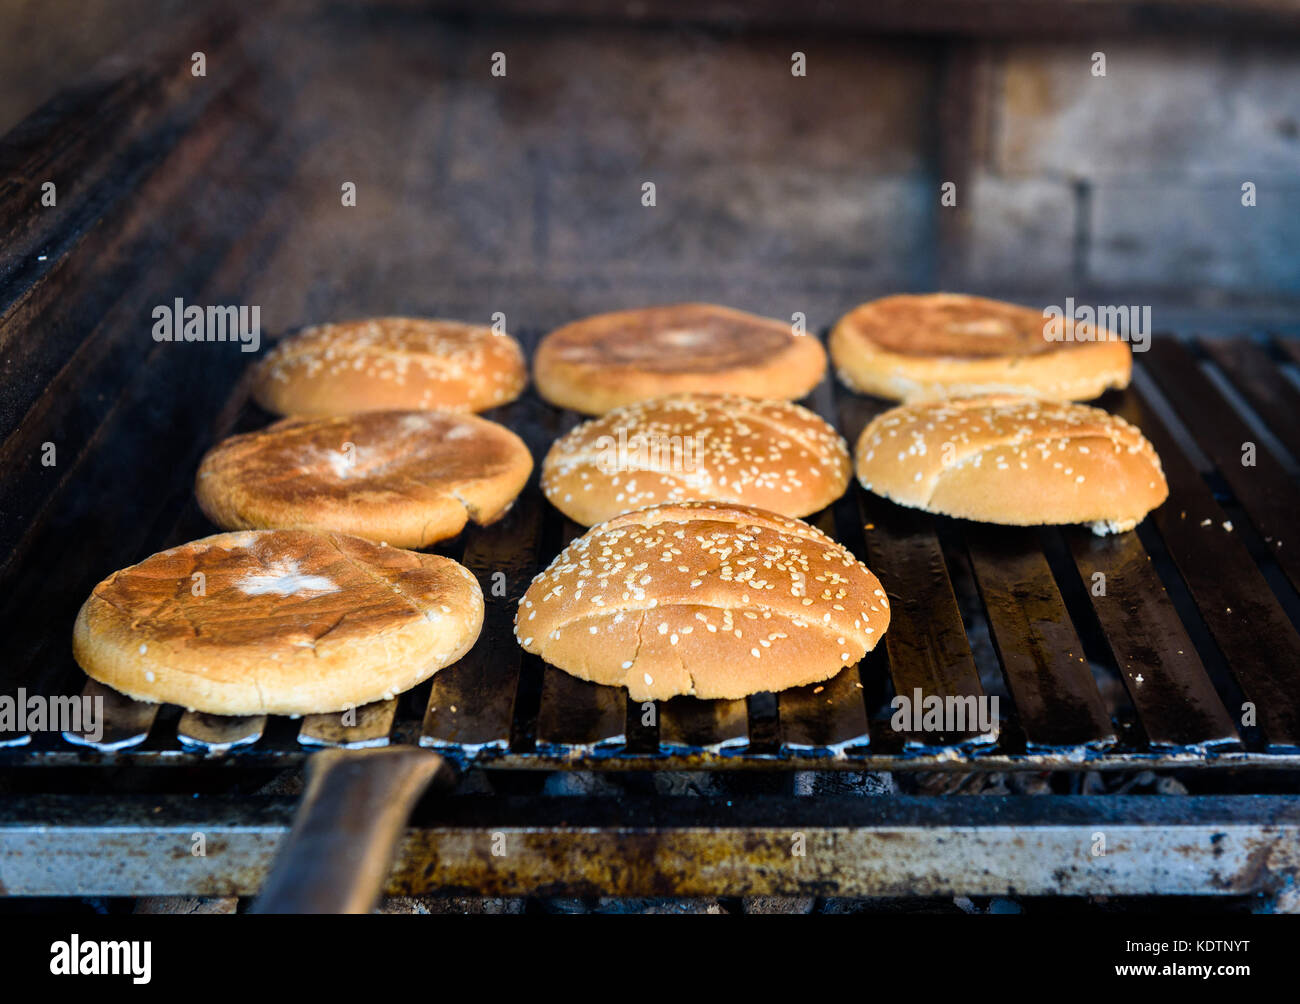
[4, 331, 1300, 772]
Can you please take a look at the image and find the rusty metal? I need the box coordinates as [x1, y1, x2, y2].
[2, 795, 1298, 902]
[8, 744, 1300, 771]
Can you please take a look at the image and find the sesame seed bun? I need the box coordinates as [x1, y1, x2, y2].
[534, 304, 827, 415]
[541, 394, 850, 526]
[830, 293, 1132, 402]
[515, 502, 889, 701]
[195, 411, 533, 549]
[854, 395, 1168, 534]
[252, 317, 527, 416]
[72, 530, 484, 716]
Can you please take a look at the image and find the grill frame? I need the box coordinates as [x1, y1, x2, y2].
[5, 791, 1300, 902]
[3, 12, 1300, 905]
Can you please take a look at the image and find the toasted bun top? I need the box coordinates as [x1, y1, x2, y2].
[253, 317, 526, 414]
[541, 394, 850, 524]
[835, 293, 1121, 358]
[854, 395, 1168, 528]
[539, 304, 801, 372]
[72, 530, 485, 714]
[515, 502, 889, 699]
[533, 303, 827, 412]
[198, 410, 530, 519]
[80, 530, 481, 656]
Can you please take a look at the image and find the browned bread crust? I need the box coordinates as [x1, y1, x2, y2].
[73, 530, 484, 715]
[515, 501, 889, 700]
[541, 394, 850, 525]
[830, 293, 1132, 402]
[252, 317, 527, 416]
[196, 411, 533, 549]
[854, 395, 1168, 533]
[534, 303, 827, 414]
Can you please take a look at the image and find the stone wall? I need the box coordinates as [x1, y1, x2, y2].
[962, 38, 1300, 328]
[2, 6, 1297, 332]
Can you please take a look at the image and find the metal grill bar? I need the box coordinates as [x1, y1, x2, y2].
[777, 663, 870, 753]
[1066, 527, 1241, 752]
[1146, 338, 1300, 593]
[659, 695, 748, 752]
[1201, 338, 1300, 464]
[968, 529, 1116, 751]
[837, 395, 991, 750]
[1124, 372, 1300, 751]
[535, 671, 627, 755]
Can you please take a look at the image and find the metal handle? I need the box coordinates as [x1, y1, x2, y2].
[251, 746, 449, 914]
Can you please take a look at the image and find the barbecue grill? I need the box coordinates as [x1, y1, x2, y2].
[2, 7, 1300, 912]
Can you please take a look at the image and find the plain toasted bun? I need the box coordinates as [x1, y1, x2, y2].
[854, 395, 1168, 534]
[196, 411, 532, 549]
[541, 394, 850, 525]
[534, 303, 827, 414]
[515, 502, 889, 701]
[252, 317, 527, 416]
[72, 530, 484, 715]
[830, 293, 1132, 402]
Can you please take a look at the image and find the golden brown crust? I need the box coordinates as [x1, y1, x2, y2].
[514, 501, 889, 701]
[72, 530, 484, 715]
[541, 394, 850, 525]
[252, 317, 527, 416]
[854, 395, 1168, 532]
[196, 411, 533, 549]
[830, 293, 1132, 402]
[534, 304, 827, 414]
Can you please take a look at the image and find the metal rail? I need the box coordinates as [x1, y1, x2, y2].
[2, 794, 1298, 904]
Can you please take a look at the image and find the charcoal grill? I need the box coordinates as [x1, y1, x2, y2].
[5, 329, 1300, 906]
[2, 9, 1300, 910]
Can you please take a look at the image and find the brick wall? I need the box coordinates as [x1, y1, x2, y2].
[961, 38, 1300, 329]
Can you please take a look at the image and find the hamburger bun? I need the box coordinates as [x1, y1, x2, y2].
[854, 395, 1168, 534]
[252, 317, 527, 416]
[534, 303, 826, 414]
[196, 410, 533, 549]
[515, 501, 889, 701]
[72, 530, 484, 716]
[830, 293, 1132, 402]
[541, 394, 850, 525]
